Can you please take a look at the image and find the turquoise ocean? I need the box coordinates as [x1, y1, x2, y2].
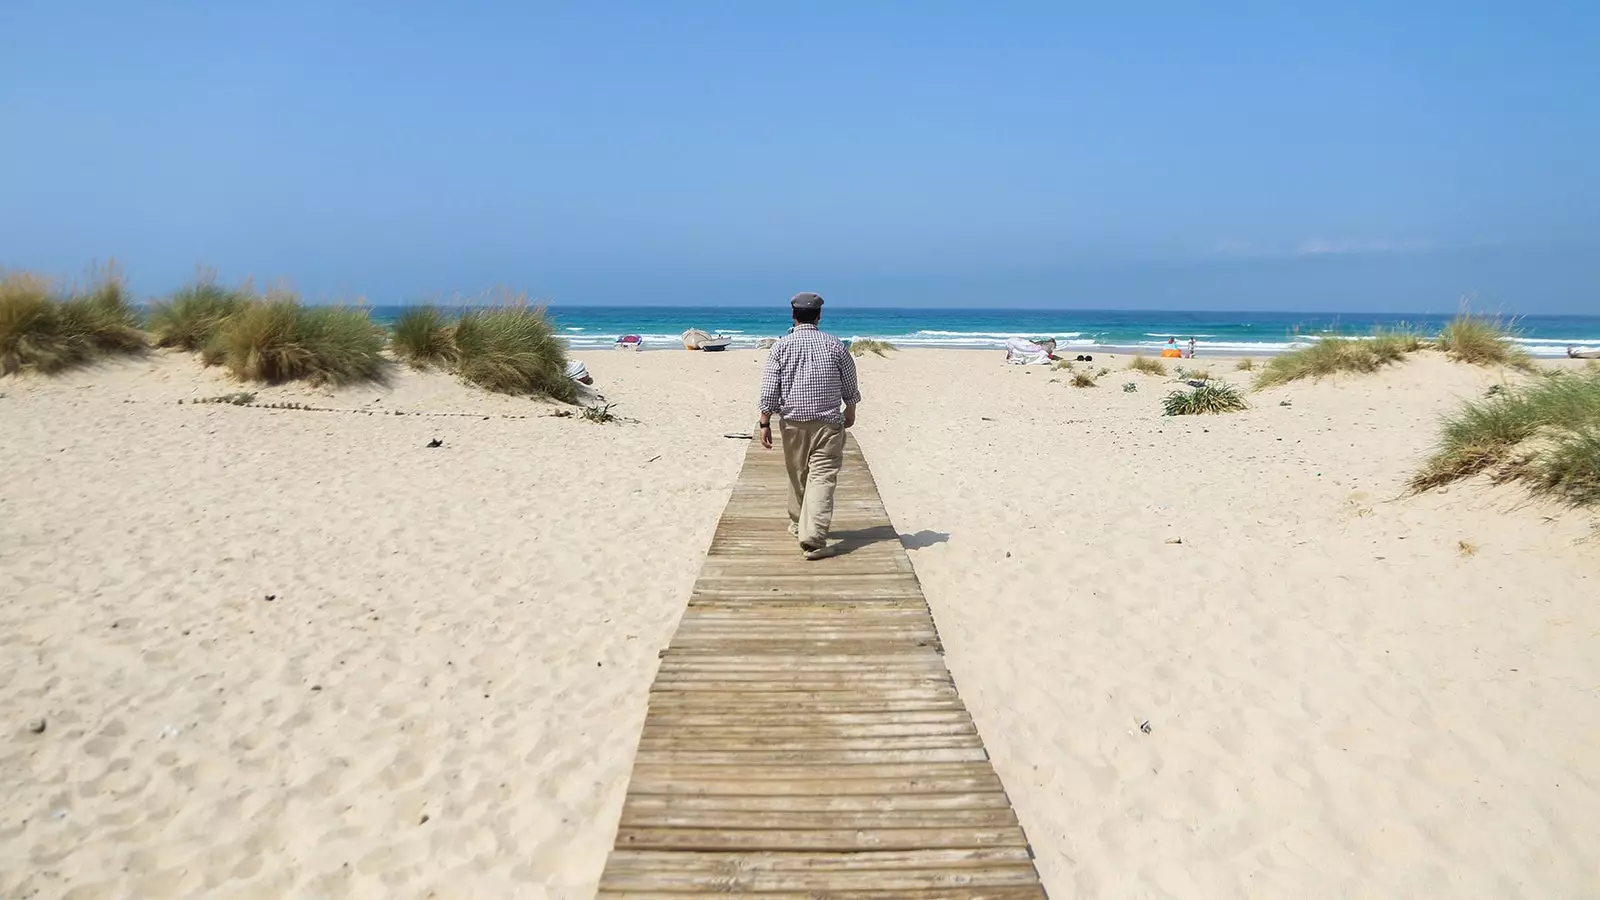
[370, 307, 1600, 358]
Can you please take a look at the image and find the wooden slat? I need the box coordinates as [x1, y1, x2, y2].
[597, 434, 1043, 898]
[620, 794, 1010, 813]
[614, 826, 1030, 852]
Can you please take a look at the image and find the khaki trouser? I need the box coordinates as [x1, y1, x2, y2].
[779, 418, 845, 548]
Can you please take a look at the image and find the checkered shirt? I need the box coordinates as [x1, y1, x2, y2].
[758, 325, 860, 425]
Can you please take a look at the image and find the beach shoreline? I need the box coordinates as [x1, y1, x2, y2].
[3, 347, 1597, 898]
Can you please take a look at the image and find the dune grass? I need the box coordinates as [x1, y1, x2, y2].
[1411, 368, 1600, 506]
[0, 268, 147, 375]
[1070, 371, 1097, 388]
[1434, 313, 1534, 370]
[1163, 382, 1248, 415]
[147, 280, 243, 352]
[1254, 326, 1427, 388]
[389, 305, 457, 369]
[1236, 358, 1256, 371]
[449, 304, 575, 402]
[210, 296, 386, 385]
[849, 338, 896, 358]
[1126, 354, 1167, 376]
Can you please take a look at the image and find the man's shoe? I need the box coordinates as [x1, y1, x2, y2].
[802, 542, 832, 560]
[787, 521, 799, 537]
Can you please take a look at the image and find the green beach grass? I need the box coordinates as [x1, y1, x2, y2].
[211, 296, 386, 385]
[1433, 313, 1535, 370]
[0, 268, 147, 375]
[1252, 320, 1522, 389]
[1254, 326, 1425, 387]
[1164, 381, 1248, 415]
[390, 305, 457, 368]
[148, 279, 244, 352]
[1412, 367, 1600, 506]
[390, 302, 574, 402]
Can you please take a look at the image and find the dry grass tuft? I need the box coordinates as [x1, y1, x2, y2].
[1236, 358, 1256, 371]
[0, 266, 146, 375]
[1126, 354, 1167, 376]
[1070, 371, 1097, 388]
[849, 338, 896, 358]
[1434, 313, 1535, 370]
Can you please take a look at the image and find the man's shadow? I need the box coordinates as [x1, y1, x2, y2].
[826, 526, 951, 556]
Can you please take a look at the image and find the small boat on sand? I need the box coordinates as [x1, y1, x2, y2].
[681, 328, 732, 351]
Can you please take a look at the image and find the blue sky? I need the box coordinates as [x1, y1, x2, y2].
[2, 1, 1596, 312]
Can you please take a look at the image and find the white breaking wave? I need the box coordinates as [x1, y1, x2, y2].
[917, 330, 1082, 338]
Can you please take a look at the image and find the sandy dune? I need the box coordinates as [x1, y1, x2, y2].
[2, 348, 1596, 899]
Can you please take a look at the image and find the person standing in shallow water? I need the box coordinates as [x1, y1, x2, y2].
[757, 293, 861, 560]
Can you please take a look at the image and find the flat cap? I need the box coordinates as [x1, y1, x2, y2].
[789, 292, 824, 310]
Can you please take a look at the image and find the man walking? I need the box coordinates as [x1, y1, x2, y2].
[758, 292, 860, 560]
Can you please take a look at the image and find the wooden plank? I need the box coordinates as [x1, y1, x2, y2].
[643, 697, 972, 716]
[656, 637, 940, 650]
[640, 711, 974, 728]
[613, 826, 1030, 852]
[630, 748, 990, 765]
[626, 774, 1006, 797]
[600, 888, 1045, 900]
[636, 735, 986, 753]
[619, 806, 1019, 830]
[639, 722, 978, 740]
[652, 670, 954, 682]
[596, 434, 1042, 897]
[619, 794, 1011, 813]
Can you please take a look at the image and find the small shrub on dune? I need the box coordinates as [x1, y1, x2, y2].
[1412, 368, 1600, 505]
[148, 280, 242, 351]
[1126, 354, 1166, 376]
[1236, 358, 1256, 371]
[849, 338, 896, 358]
[390, 306, 456, 368]
[0, 268, 146, 374]
[212, 296, 385, 385]
[1070, 371, 1096, 388]
[1164, 382, 1248, 415]
[1435, 313, 1534, 370]
[451, 304, 575, 402]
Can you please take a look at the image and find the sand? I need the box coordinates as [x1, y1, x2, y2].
[2, 347, 1596, 899]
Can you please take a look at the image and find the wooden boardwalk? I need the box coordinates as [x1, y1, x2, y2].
[599, 434, 1046, 899]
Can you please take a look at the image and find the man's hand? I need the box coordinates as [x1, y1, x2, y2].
[760, 422, 773, 449]
[843, 404, 857, 429]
